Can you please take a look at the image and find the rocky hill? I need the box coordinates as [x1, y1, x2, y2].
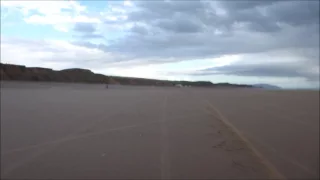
[0, 63, 254, 88]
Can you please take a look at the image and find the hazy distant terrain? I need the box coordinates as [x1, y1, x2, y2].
[1, 82, 318, 179]
[1, 63, 255, 88]
[253, 84, 281, 89]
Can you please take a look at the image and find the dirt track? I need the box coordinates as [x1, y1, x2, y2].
[1, 82, 319, 179]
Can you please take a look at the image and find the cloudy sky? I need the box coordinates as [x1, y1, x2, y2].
[1, 0, 319, 89]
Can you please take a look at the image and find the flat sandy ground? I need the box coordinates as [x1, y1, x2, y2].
[1, 81, 319, 179]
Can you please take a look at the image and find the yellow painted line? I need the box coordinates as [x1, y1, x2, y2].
[205, 100, 286, 180]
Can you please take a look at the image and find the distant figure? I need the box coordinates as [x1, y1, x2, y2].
[106, 78, 109, 89]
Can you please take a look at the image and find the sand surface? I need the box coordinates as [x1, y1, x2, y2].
[1, 81, 319, 179]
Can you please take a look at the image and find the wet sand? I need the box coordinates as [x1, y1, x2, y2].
[192, 88, 319, 179]
[1, 81, 319, 179]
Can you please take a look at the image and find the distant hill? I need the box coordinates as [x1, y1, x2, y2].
[0, 63, 254, 88]
[253, 84, 281, 89]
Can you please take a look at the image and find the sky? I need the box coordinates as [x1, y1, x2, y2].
[1, 0, 319, 89]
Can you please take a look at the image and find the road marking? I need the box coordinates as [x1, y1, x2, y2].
[204, 100, 286, 180]
[160, 94, 171, 179]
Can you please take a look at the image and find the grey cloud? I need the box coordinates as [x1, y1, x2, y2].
[95, 24, 318, 62]
[155, 18, 204, 33]
[82, 34, 104, 39]
[222, 8, 282, 32]
[72, 22, 105, 40]
[128, 1, 210, 29]
[133, 1, 206, 19]
[71, 41, 107, 50]
[73, 0, 319, 84]
[127, 0, 319, 34]
[130, 24, 148, 35]
[73, 22, 96, 33]
[73, 33, 105, 39]
[103, 1, 319, 57]
[191, 61, 319, 82]
[267, 1, 319, 27]
[246, 21, 281, 32]
[222, 0, 319, 32]
[219, 1, 281, 10]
